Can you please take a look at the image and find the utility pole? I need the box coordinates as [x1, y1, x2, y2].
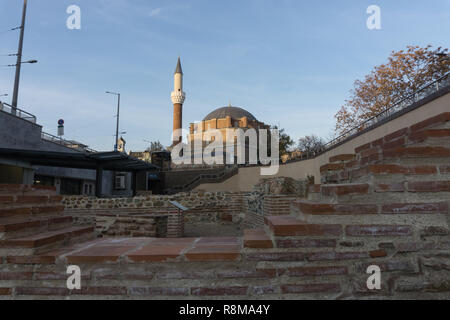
[106, 91, 121, 151]
[11, 0, 28, 115]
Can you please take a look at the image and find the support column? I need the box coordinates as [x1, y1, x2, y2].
[131, 171, 137, 197]
[95, 165, 103, 198]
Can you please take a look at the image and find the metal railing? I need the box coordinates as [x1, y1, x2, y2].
[41, 131, 97, 153]
[0, 101, 37, 124]
[323, 72, 450, 151]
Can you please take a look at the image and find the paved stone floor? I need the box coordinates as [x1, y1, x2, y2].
[30, 236, 243, 264]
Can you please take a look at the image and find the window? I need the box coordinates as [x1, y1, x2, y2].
[114, 173, 126, 190]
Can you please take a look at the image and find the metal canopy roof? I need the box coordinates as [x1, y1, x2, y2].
[0, 149, 159, 172]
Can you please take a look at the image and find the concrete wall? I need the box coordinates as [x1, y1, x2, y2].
[0, 109, 78, 153]
[195, 88, 450, 192]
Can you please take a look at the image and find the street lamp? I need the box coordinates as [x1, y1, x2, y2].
[106, 91, 121, 151]
[7, 60, 38, 67]
[11, 0, 30, 115]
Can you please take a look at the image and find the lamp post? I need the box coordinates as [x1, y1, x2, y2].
[106, 91, 121, 151]
[11, 0, 29, 115]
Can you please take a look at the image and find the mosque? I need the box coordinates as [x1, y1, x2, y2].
[170, 58, 270, 164]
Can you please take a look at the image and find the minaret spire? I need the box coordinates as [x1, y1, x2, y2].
[171, 57, 186, 145]
[174, 57, 183, 74]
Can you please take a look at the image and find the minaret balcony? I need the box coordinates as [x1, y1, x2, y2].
[171, 91, 186, 104]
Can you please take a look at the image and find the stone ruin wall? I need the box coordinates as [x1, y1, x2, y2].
[62, 177, 309, 237]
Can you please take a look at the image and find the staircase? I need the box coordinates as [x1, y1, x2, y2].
[0, 185, 95, 256]
[242, 112, 450, 295]
[283, 112, 449, 233]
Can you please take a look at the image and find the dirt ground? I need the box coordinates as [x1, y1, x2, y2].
[183, 222, 244, 237]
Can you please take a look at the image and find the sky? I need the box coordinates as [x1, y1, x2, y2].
[0, 0, 449, 152]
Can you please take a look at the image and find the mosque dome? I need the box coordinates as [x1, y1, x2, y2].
[203, 106, 257, 121]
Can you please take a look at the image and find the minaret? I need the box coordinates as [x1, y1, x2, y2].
[171, 57, 186, 144]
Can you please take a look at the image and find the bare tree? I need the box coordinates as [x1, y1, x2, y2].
[298, 135, 326, 155]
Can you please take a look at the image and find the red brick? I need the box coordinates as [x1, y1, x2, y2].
[382, 138, 406, 150]
[191, 286, 248, 296]
[375, 183, 405, 193]
[0, 288, 12, 295]
[0, 207, 32, 216]
[321, 184, 369, 196]
[346, 225, 412, 236]
[408, 181, 450, 192]
[329, 154, 355, 163]
[355, 143, 371, 154]
[268, 217, 342, 236]
[217, 269, 276, 279]
[15, 287, 70, 296]
[369, 249, 388, 258]
[381, 202, 447, 214]
[157, 271, 214, 280]
[31, 205, 64, 215]
[245, 252, 305, 261]
[320, 163, 344, 173]
[383, 147, 450, 159]
[281, 283, 340, 294]
[278, 266, 348, 277]
[243, 229, 273, 248]
[371, 138, 384, 147]
[276, 239, 336, 248]
[298, 202, 377, 215]
[0, 196, 14, 204]
[16, 195, 49, 204]
[360, 147, 379, 158]
[307, 251, 368, 261]
[410, 112, 450, 132]
[385, 128, 408, 142]
[129, 287, 188, 296]
[0, 272, 33, 280]
[308, 184, 321, 193]
[6, 256, 56, 264]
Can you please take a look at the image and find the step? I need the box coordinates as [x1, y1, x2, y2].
[314, 181, 450, 204]
[294, 200, 447, 215]
[0, 195, 63, 208]
[0, 184, 57, 196]
[0, 216, 73, 240]
[243, 229, 273, 248]
[320, 184, 369, 197]
[329, 154, 356, 163]
[0, 226, 95, 255]
[409, 112, 450, 133]
[265, 216, 342, 237]
[409, 129, 450, 143]
[0, 205, 65, 218]
[350, 164, 444, 183]
[383, 146, 450, 159]
[294, 201, 378, 215]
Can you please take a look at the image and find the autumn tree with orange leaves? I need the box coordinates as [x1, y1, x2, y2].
[334, 45, 449, 135]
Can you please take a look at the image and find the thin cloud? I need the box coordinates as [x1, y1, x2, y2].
[150, 8, 162, 17]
